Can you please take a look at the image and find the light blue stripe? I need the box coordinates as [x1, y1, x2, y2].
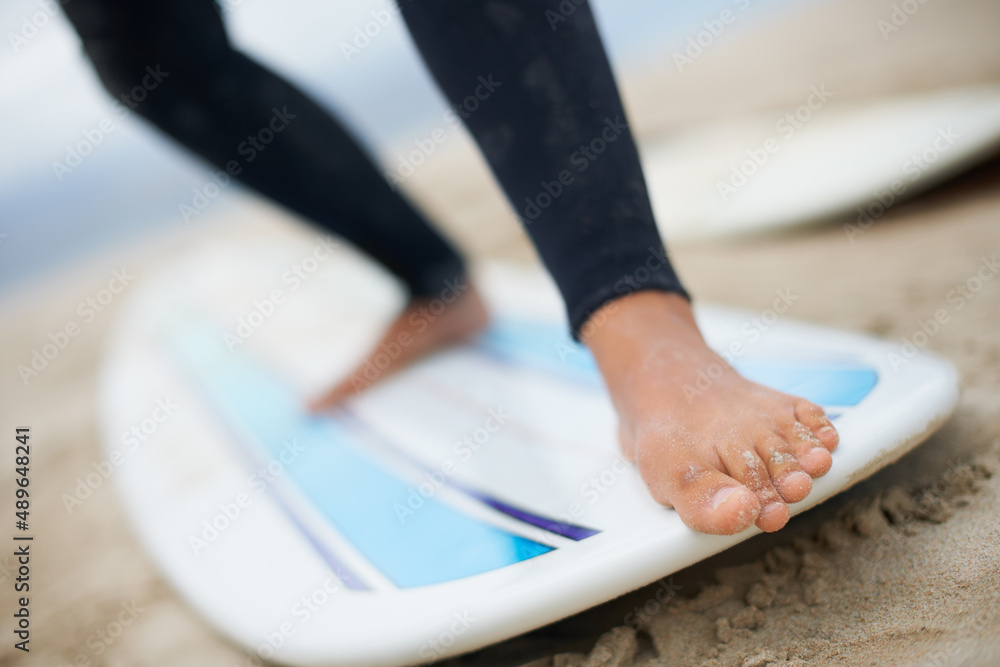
[732, 360, 878, 407]
[480, 320, 599, 384]
[173, 324, 552, 589]
[480, 320, 879, 407]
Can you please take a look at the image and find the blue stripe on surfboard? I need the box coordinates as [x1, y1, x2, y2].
[338, 409, 600, 541]
[479, 320, 879, 408]
[479, 320, 599, 386]
[171, 333, 371, 589]
[172, 324, 553, 589]
[732, 361, 878, 408]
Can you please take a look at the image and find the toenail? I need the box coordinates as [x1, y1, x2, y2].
[712, 487, 740, 510]
[761, 502, 784, 518]
[783, 470, 811, 488]
[808, 446, 830, 461]
[819, 426, 836, 436]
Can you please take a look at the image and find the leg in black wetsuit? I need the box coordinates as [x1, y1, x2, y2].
[61, 0, 465, 299]
[399, 1, 688, 336]
[61, 0, 687, 332]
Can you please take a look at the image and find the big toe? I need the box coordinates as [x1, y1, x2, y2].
[645, 457, 761, 535]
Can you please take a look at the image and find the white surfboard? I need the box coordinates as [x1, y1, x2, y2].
[99, 240, 958, 666]
[642, 85, 1000, 241]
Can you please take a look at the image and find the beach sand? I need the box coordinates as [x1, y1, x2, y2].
[1, 0, 998, 664]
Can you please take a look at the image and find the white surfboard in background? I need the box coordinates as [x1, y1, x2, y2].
[642, 85, 1000, 241]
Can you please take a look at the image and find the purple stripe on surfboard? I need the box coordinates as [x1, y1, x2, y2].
[276, 500, 371, 591]
[337, 409, 601, 542]
[459, 490, 600, 541]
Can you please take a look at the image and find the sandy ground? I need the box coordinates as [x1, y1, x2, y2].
[2, 0, 999, 665]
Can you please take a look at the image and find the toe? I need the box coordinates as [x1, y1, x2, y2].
[719, 443, 789, 533]
[778, 420, 833, 478]
[794, 400, 839, 451]
[755, 434, 812, 504]
[641, 452, 760, 535]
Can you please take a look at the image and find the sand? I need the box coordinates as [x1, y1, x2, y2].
[1, 0, 999, 665]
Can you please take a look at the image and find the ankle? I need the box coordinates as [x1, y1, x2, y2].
[582, 291, 701, 358]
[579, 291, 704, 404]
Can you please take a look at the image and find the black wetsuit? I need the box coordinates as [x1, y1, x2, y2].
[62, 0, 688, 337]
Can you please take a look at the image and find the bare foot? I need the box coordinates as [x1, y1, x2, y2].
[308, 283, 489, 411]
[582, 291, 839, 535]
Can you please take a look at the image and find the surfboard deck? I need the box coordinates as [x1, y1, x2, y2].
[642, 85, 1000, 241]
[99, 241, 958, 666]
